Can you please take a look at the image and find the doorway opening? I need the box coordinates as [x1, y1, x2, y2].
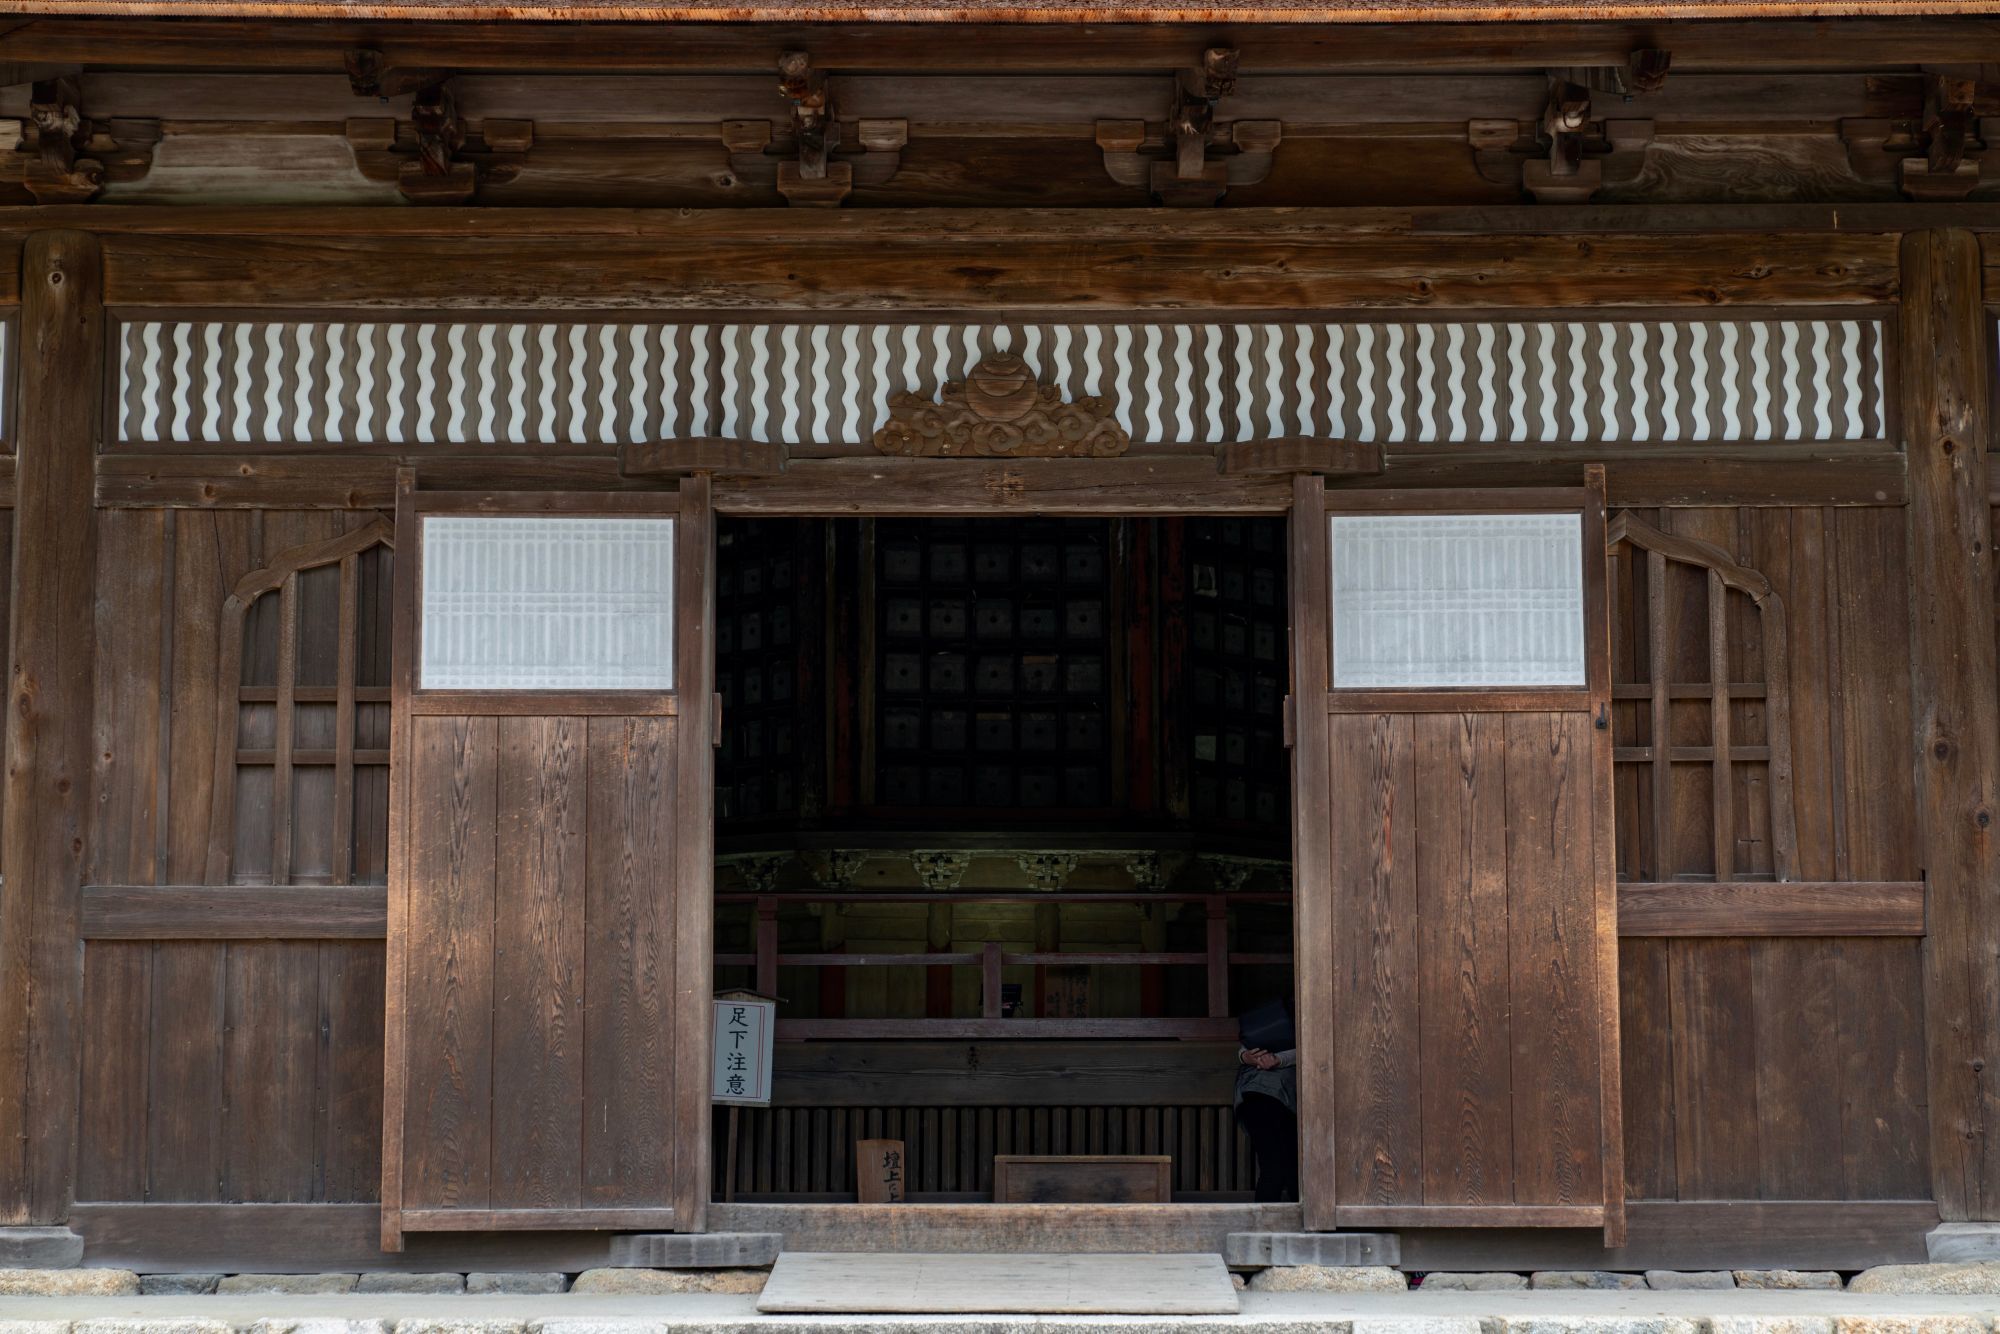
[709, 514, 1296, 1204]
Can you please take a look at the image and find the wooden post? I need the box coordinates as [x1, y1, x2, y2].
[0, 231, 102, 1225]
[1902, 228, 2000, 1222]
[1287, 472, 1335, 1230]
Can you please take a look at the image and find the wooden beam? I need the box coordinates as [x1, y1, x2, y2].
[0, 230, 101, 1226]
[92, 221, 1897, 311]
[12, 17, 2000, 74]
[79, 885, 389, 939]
[96, 450, 1907, 511]
[715, 456, 1295, 515]
[621, 439, 788, 477]
[1902, 227, 2000, 1224]
[1615, 880, 1926, 937]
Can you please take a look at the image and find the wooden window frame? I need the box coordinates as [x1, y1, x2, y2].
[397, 488, 685, 719]
[1321, 477, 1612, 716]
[204, 515, 395, 887]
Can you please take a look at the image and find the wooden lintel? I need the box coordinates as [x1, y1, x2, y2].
[620, 438, 788, 478]
[1217, 438, 1383, 477]
[1615, 880, 1926, 937]
[95, 450, 1906, 510]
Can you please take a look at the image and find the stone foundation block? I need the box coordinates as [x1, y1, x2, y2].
[1849, 1264, 2000, 1294]
[1496, 1320, 1701, 1334]
[1245, 1265, 1406, 1292]
[1833, 1320, 1996, 1334]
[1929, 1224, 2000, 1264]
[0, 1270, 141, 1296]
[1527, 1272, 1648, 1290]
[1733, 1271, 1844, 1290]
[139, 1275, 222, 1296]
[217, 1275, 360, 1295]
[605, 1233, 781, 1269]
[1224, 1232, 1399, 1268]
[0, 1231, 84, 1270]
[1645, 1270, 1736, 1289]
[466, 1274, 569, 1295]
[527, 1323, 662, 1334]
[249, 1322, 391, 1334]
[73, 1322, 232, 1334]
[1418, 1273, 1529, 1291]
[1352, 1319, 1485, 1334]
[568, 1268, 767, 1295]
[395, 1322, 529, 1334]
[1708, 1321, 1835, 1334]
[0, 1322, 75, 1334]
[356, 1274, 465, 1295]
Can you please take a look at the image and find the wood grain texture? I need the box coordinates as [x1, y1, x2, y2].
[95, 224, 1898, 312]
[401, 713, 499, 1214]
[1504, 711, 1603, 1209]
[1902, 228, 2000, 1223]
[582, 714, 679, 1208]
[672, 473, 716, 1230]
[491, 716, 587, 1211]
[1616, 881, 1926, 936]
[1330, 711, 1420, 1207]
[81, 885, 389, 938]
[0, 230, 102, 1223]
[1415, 712, 1510, 1207]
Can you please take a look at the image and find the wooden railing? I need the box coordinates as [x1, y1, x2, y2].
[717, 887, 1293, 1041]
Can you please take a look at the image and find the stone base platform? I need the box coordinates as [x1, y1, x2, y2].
[9, 1288, 2000, 1333]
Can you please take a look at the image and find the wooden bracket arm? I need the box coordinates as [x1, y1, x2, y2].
[621, 439, 790, 479]
[1215, 439, 1383, 477]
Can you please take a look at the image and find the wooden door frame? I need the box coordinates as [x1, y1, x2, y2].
[381, 474, 715, 1248]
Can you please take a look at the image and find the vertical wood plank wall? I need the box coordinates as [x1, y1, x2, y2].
[1615, 506, 1930, 1202]
[79, 510, 391, 1203]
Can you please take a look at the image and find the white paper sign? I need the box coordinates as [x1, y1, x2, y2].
[711, 995, 777, 1106]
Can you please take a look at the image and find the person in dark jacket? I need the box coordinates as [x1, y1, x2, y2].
[1233, 1001, 1299, 1203]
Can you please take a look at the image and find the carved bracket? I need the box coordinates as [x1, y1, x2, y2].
[344, 82, 532, 204]
[5, 76, 157, 204]
[1840, 73, 1995, 201]
[1095, 47, 1280, 206]
[1469, 58, 1664, 203]
[766, 51, 907, 207]
[874, 354, 1131, 458]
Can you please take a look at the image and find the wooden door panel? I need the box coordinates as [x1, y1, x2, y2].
[1296, 475, 1622, 1240]
[383, 486, 708, 1247]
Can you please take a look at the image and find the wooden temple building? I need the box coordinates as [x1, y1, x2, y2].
[0, 0, 1997, 1279]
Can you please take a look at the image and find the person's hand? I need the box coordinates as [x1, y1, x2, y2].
[1242, 1047, 1279, 1070]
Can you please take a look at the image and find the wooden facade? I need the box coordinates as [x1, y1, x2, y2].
[0, 9, 1997, 1273]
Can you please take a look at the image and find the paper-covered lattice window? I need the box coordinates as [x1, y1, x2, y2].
[419, 515, 677, 691]
[1329, 512, 1586, 689]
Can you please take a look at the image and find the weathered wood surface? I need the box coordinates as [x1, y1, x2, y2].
[96, 452, 1910, 512]
[991, 1155, 1173, 1205]
[81, 885, 389, 939]
[1616, 881, 1925, 937]
[13, 16, 1999, 71]
[93, 224, 1897, 311]
[60, 1196, 1938, 1273]
[1902, 228, 2000, 1224]
[0, 231, 101, 1224]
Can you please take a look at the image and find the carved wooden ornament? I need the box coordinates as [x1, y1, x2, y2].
[873, 353, 1130, 458]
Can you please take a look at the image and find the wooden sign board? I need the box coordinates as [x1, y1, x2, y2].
[992, 1154, 1173, 1204]
[712, 993, 777, 1106]
[856, 1138, 908, 1203]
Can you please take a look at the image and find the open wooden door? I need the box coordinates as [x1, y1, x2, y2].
[380, 475, 714, 1249]
[1288, 468, 1623, 1243]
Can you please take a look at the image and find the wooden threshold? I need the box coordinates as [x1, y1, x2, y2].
[1336, 1205, 1606, 1228]
[400, 1208, 678, 1232]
